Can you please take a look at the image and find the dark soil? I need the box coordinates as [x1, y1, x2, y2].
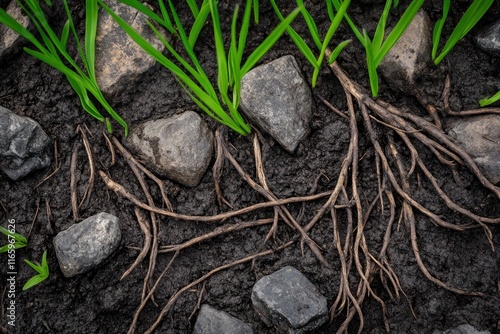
[1, 1, 499, 333]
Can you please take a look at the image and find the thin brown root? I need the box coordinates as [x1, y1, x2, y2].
[77, 126, 95, 210]
[70, 142, 80, 222]
[35, 140, 60, 189]
[121, 208, 152, 281]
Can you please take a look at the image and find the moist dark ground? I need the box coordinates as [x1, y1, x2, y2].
[0, 1, 499, 333]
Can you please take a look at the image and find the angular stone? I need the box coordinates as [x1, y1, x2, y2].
[0, 1, 30, 60]
[192, 304, 253, 334]
[379, 10, 431, 94]
[240, 55, 312, 153]
[475, 19, 500, 57]
[95, 0, 165, 96]
[251, 266, 328, 334]
[127, 111, 214, 187]
[432, 324, 491, 334]
[53, 212, 121, 278]
[0, 105, 51, 180]
[447, 115, 500, 184]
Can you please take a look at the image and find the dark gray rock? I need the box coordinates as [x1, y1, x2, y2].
[127, 111, 214, 187]
[447, 115, 500, 184]
[0, 1, 30, 60]
[53, 212, 121, 278]
[95, 0, 165, 96]
[0, 105, 51, 180]
[192, 304, 253, 334]
[433, 324, 491, 334]
[379, 10, 431, 94]
[475, 19, 500, 57]
[251, 266, 328, 334]
[240, 55, 312, 153]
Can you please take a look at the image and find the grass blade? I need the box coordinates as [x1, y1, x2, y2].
[187, 0, 199, 18]
[296, 0, 321, 50]
[372, 0, 392, 52]
[328, 39, 351, 64]
[479, 90, 500, 107]
[119, 0, 175, 34]
[84, 0, 98, 77]
[432, 0, 450, 60]
[364, 30, 379, 97]
[22, 275, 47, 290]
[188, 0, 210, 48]
[253, 0, 259, 24]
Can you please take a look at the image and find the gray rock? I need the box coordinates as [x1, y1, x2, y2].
[432, 324, 491, 334]
[53, 212, 121, 278]
[0, 1, 30, 60]
[95, 0, 165, 96]
[127, 111, 214, 187]
[379, 10, 431, 94]
[475, 19, 500, 57]
[251, 266, 328, 334]
[447, 115, 500, 184]
[0, 105, 51, 180]
[240, 55, 312, 153]
[192, 304, 253, 334]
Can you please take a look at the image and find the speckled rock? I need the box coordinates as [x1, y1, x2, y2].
[0, 105, 51, 180]
[127, 111, 214, 187]
[192, 304, 253, 334]
[252, 266, 328, 334]
[240, 55, 312, 153]
[53, 212, 121, 278]
[433, 324, 491, 334]
[447, 115, 500, 184]
[475, 19, 500, 57]
[95, 0, 165, 96]
[0, 1, 30, 60]
[379, 10, 431, 94]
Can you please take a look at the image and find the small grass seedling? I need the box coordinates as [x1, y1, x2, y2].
[101, 0, 300, 135]
[330, 0, 424, 97]
[0, 226, 27, 253]
[23, 250, 49, 290]
[270, 0, 351, 88]
[432, 0, 494, 65]
[480, 90, 500, 106]
[0, 0, 128, 135]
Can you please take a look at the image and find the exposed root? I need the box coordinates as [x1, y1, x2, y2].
[35, 140, 60, 189]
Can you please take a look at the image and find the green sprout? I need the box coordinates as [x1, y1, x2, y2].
[0, 0, 128, 135]
[330, 0, 424, 97]
[432, 0, 494, 65]
[101, 0, 299, 135]
[270, 0, 351, 88]
[0, 226, 27, 253]
[480, 91, 500, 107]
[23, 250, 49, 290]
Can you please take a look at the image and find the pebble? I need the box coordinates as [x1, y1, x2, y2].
[53, 212, 121, 278]
[251, 266, 328, 333]
[127, 111, 214, 187]
[240, 55, 312, 153]
[192, 304, 253, 334]
[0, 1, 29, 60]
[432, 324, 491, 334]
[0, 105, 51, 180]
[475, 19, 500, 57]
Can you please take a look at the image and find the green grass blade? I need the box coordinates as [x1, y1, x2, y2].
[187, 0, 199, 18]
[241, 7, 301, 75]
[84, 0, 98, 77]
[24, 259, 43, 274]
[237, 0, 253, 63]
[0, 226, 28, 244]
[364, 30, 379, 97]
[329, 0, 365, 46]
[0, 9, 43, 49]
[157, 0, 175, 34]
[326, 0, 334, 22]
[372, 0, 392, 52]
[479, 90, 500, 107]
[375, 0, 424, 66]
[189, 0, 211, 48]
[393, 0, 399, 8]
[253, 0, 259, 24]
[60, 19, 71, 48]
[117, 0, 175, 34]
[209, 0, 229, 98]
[328, 39, 351, 64]
[296, 0, 322, 50]
[22, 275, 47, 290]
[432, 0, 450, 60]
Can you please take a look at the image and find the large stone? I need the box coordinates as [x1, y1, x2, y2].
[240, 55, 312, 153]
[251, 266, 328, 334]
[379, 10, 431, 94]
[475, 19, 500, 57]
[127, 111, 214, 187]
[95, 0, 165, 96]
[447, 115, 500, 184]
[433, 324, 491, 334]
[53, 212, 121, 278]
[0, 1, 30, 60]
[0, 105, 51, 180]
[192, 304, 254, 334]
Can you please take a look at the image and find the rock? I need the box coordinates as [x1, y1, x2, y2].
[0, 1, 30, 60]
[240, 55, 312, 153]
[127, 111, 214, 187]
[95, 0, 165, 96]
[447, 115, 500, 184]
[0, 105, 51, 180]
[475, 19, 500, 57]
[192, 304, 253, 334]
[379, 10, 431, 94]
[251, 266, 328, 333]
[53, 212, 121, 278]
[432, 324, 491, 334]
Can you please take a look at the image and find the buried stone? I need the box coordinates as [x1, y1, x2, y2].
[53, 212, 121, 278]
[252, 266, 328, 334]
[127, 111, 214, 187]
[475, 18, 500, 57]
[0, 105, 51, 180]
[240, 55, 312, 153]
[192, 304, 253, 334]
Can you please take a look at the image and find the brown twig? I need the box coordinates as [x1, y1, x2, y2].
[121, 208, 152, 280]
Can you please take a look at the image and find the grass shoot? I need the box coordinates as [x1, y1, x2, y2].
[0, 226, 27, 253]
[23, 250, 49, 290]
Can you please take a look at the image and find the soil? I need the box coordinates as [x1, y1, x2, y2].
[1, 1, 499, 333]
